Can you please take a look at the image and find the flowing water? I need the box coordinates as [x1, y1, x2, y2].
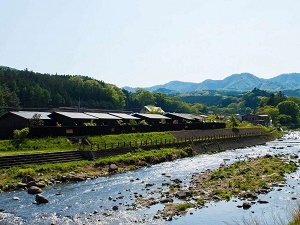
[1, 131, 300, 225]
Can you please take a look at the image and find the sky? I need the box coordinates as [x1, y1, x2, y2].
[1, 0, 300, 88]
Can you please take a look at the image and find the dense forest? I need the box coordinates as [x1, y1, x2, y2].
[0, 67, 205, 115]
[1, 67, 300, 125]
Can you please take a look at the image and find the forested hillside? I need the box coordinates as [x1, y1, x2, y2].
[0, 67, 206, 115]
[0, 67, 125, 110]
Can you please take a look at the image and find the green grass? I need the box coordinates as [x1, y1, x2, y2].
[175, 202, 194, 211]
[0, 137, 78, 156]
[87, 131, 175, 148]
[0, 132, 176, 156]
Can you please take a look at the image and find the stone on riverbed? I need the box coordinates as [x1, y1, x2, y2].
[257, 199, 269, 204]
[175, 190, 192, 199]
[22, 175, 35, 184]
[108, 164, 118, 173]
[27, 186, 42, 194]
[27, 181, 38, 188]
[35, 194, 49, 204]
[242, 201, 252, 209]
[17, 182, 27, 189]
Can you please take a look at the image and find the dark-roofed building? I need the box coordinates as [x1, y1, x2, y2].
[164, 113, 206, 124]
[84, 112, 120, 125]
[0, 111, 52, 129]
[132, 113, 171, 124]
[49, 112, 98, 126]
[241, 114, 270, 125]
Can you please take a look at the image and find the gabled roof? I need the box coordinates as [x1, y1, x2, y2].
[133, 113, 170, 120]
[84, 112, 120, 120]
[9, 111, 51, 120]
[52, 112, 97, 119]
[142, 105, 165, 113]
[108, 113, 140, 120]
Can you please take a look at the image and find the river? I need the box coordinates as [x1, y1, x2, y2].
[1, 131, 300, 225]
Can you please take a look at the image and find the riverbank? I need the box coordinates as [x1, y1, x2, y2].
[0, 128, 280, 192]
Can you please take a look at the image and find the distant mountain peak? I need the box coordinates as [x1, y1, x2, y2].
[122, 73, 300, 93]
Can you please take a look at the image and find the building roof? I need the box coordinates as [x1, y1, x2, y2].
[108, 113, 140, 120]
[165, 113, 204, 121]
[10, 111, 51, 120]
[142, 105, 165, 113]
[84, 112, 120, 120]
[52, 112, 97, 119]
[133, 113, 171, 120]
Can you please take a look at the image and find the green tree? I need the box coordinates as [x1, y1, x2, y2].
[277, 100, 300, 124]
[133, 89, 155, 107]
[11, 127, 29, 150]
[230, 114, 239, 128]
[29, 113, 44, 127]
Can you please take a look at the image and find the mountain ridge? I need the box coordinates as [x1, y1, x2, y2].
[123, 73, 300, 93]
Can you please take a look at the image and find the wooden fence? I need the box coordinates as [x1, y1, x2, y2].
[79, 131, 267, 151]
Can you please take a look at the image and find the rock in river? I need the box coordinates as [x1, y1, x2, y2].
[27, 186, 42, 195]
[35, 194, 49, 204]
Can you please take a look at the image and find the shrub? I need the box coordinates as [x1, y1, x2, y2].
[16, 168, 35, 178]
[176, 202, 193, 211]
[13, 127, 29, 139]
[84, 120, 96, 126]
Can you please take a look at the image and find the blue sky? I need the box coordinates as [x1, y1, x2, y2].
[1, 0, 300, 88]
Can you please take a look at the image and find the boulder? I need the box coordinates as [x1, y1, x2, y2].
[22, 175, 35, 184]
[27, 181, 38, 188]
[69, 176, 86, 182]
[242, 201, 252, 209]
[160, 198, 173, 203]
[35, 194, 49, 204]
[36, 182, 47, 188]
[27, 186, 42, 195]
[245, 192, 258, 200]
[17, 182, 27, 189]
[108, 164, 118, 173]
[257, 199, 269, 204]
[112, 205, 118, 210]
[175, 190, 192, 199]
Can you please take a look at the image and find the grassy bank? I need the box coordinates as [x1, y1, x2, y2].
[0, 131, 176, 156]
[0, 146, 194, 191]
